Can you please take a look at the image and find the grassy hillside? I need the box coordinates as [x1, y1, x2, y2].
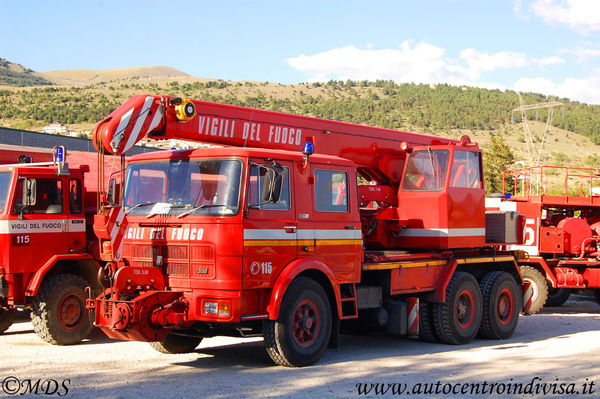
[39, 66, 189, 86]
[1, 60, 600, 170]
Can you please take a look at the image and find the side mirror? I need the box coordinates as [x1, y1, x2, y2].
[249, 163, 285, 208]
[23, 178, 37, 206]
[107, 178, 118, 206]
[268, 165, 284, 204]
[261, 164, 284, 204]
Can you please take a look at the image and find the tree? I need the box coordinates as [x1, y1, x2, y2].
[484, 135, 516, 194]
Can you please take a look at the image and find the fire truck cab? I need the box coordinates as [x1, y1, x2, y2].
[0, 151, 103, 343]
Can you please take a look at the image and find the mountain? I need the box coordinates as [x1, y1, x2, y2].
[0, 58, 52, 86]
[1, 59, 600, 171]
[39, 66, 189, 86]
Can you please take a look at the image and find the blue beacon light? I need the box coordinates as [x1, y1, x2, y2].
[54, 146, 64, 163]
[302, 141, 314, 157]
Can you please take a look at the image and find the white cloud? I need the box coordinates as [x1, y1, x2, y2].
[285, 41, 466, 84]
[528, 0, 600, 33]
[286, 42, 562, 86]
[514, 73, 600, 104]
[460, 48, 529, 79]
[558, 46, 600, 63]
[286, 41, 598, 103]
[536, 56, 565, 66]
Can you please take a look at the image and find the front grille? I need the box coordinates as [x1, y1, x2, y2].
[122, 243, 215, 279]
[191, 245, 214, 261]
[165, 262, 188, 277]
[132, 245, 153, 258]
[164, 245, 188, 259]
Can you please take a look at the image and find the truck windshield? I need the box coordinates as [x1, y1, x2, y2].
[123, 159, 243, 217]
[0, 172, 11, 214]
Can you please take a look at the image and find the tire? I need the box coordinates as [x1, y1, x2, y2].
[0, 308, 17, 334]
[150, 333, 203, 354]
[31, 274, 93, 345]
[433, 272, 482, 345]
[519, 266, 548, 315]
[479, 272, 521, 340]
[264, 277, 332, 367]
[546, 288, 570, 307]
[419, 301, 438, 342]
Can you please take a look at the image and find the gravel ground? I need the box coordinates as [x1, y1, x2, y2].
[2, 299, 600, 398]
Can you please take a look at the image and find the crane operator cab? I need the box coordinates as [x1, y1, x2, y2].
[395, 141, 485, 250]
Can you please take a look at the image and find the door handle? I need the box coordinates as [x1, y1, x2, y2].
[284, 225, 297, 234]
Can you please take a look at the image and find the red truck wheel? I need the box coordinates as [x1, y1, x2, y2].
[433, 272, 482, 345]
[0, 307, 17, 334]
[479, 272, 521, 340]
[419, 301, 439, 343]
[30, 274, 93, 345]
[264, 277, 332, 367]
[519, 266, 548, 315]
[150, 333, 203, 354]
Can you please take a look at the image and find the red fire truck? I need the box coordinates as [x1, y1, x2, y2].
[0, 149, 116, 343]
[490, 165, 600, 314]
[0, 144, 53, 165]
[88, 95, 525, 367]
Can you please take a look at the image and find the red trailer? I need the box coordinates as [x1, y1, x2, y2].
[490, 165, 600, 314]
[0, 150, 118, 343]
[88, 95, 524, 366]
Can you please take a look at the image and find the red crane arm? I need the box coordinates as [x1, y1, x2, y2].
[93, 94, 460, 183]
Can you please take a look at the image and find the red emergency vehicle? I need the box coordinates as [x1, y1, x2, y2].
[88, 95, 524, 366]
[0, 149, 116, 343]
[490, 165, 600, 313]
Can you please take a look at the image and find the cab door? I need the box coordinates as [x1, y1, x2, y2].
[296, 164, 362, 282]
[66, 177, 86, 252]
[10, 176, 69, 275]
[243, 160, 296, 289]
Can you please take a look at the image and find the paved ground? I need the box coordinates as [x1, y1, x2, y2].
[2, 298, 600, 398]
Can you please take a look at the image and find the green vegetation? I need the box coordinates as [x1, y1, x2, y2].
[483, 135, 515, 194]
[2, 78, 599, 146]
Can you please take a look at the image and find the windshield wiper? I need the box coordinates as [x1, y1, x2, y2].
[176, 204, 228, 218]
[125, 202, 158, 215]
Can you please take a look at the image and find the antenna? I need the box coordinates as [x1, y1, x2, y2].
[512, 93, 563, 166]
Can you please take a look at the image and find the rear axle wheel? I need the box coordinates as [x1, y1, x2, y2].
[419, 301, 438, 343]
[433, 272, 482, 345]
[479, 272, 521, 339]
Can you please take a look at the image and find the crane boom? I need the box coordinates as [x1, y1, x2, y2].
[93, 94, 458, 184]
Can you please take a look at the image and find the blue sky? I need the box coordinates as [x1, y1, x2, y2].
[2, 0, 600, 103]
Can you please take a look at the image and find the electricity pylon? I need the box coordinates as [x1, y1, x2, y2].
[512, 93, 563, 166]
